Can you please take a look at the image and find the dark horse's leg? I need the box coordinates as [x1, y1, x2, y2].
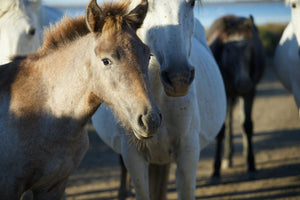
[212, 124, 225, 178]
[240, 90, 256, 173]
[118, 155, 132, 200]
[212, 99, 234, 178]
[223, 99, 234, 169]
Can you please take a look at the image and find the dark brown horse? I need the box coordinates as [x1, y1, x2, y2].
[207, 15, 265, 179]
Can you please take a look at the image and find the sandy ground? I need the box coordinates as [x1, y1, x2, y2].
[64, 60, 300, 200]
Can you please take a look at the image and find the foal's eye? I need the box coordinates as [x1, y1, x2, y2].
[292, 3, 296, 8]
[102, 58, 112, 66]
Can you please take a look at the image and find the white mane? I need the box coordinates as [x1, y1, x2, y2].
[0, 0, 21, 17]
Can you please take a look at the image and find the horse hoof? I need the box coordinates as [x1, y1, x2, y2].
[21, 190, 33, 200]
[209, 174, 222, 185]
[247, 170, 257, 180]
[222, 159, 232, 169]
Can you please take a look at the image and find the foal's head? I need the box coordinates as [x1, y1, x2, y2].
[85, 0, 161, 139]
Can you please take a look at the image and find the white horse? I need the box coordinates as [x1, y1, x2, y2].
[274, 0, 300, 115]
[0, 0, 41, 64]
[92, 1, 226, 199]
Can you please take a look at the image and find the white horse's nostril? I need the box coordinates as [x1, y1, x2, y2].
[189, 67, 195, 84]
[161, 70, 172, 86]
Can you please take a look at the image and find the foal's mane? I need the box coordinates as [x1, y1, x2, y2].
[37, 1, 131, 56]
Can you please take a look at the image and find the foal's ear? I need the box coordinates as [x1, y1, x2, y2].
[125, 0, 148, 31]
[86, 0, 104, 33]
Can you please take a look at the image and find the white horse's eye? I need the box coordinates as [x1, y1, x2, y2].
[186, 0, 195, 7]
[191, 0, 195, 7]
[149, 53, 154, 60]
[102, 58, 112, 66]
[292, 3, 296, 8]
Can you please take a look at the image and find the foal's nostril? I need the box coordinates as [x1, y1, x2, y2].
[137, 111, 161, 136]
[28, 27, 36, 36]
[138, 114, 146, 130]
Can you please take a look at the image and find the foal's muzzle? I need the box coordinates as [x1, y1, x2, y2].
[135, 109, 162, 140]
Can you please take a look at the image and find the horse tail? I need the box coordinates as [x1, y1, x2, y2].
[149, 163, 170, 200]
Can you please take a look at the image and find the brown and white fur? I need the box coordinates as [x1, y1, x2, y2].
[0, 0, 161, 199]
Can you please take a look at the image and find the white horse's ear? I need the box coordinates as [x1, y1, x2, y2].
[186, 0, 196, 7]
[86, 0, 104, 33]
[125, 0, 148, 30]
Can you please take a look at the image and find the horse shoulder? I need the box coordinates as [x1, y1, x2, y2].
[273, 23, 297, 91]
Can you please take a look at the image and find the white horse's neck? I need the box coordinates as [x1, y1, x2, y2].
[0, 0, 19, 16]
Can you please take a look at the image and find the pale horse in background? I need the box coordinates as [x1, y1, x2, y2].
[0, 0, 63, 65]
[92, 0, 227, 199]
[274, 0, 300, 115]
[0, 0, 41, 64]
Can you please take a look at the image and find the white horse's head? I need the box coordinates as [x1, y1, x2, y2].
[0, 0, 41, 64]
[286, 0, 300, 50]
[134, 0, 196, 97]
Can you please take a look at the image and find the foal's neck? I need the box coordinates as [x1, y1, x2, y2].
[10, 34, 101, 128]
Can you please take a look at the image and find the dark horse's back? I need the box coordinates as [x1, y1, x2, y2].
[207, 15, 266, 180]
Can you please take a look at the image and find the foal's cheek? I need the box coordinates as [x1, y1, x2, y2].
[109, 79, 118, 90]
